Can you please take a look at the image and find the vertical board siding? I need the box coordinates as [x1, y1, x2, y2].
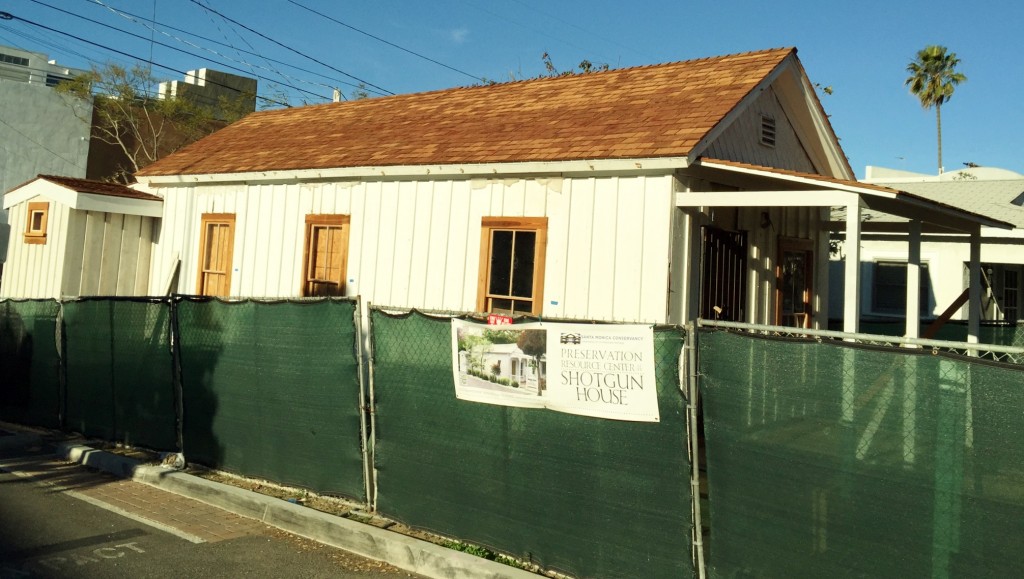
[152, 174, 674, 323]
[1, 201, 70, 298]
[60, 209, 88, 297]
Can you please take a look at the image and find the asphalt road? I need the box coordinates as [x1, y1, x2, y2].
[0, 444, 423, 579]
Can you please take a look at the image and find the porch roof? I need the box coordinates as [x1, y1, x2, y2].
[676, 158, 1014, 233]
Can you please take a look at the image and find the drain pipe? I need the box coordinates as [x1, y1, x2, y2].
[686, 323, 706, 578]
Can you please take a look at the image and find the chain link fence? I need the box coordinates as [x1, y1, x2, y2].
[0, 299, 61, 428]
[61, 298, 177, 450]
[697, 320, 1024, 578]
[370, 307, 694, 578]
[175, 297, 366, 500]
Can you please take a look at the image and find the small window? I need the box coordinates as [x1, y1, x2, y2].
[302, 215, 350, 297]
[24, 202, 49, 244]
[760, 114, 777, 148]
[872, 261, 929, 315]
[477, 217, 547, 316]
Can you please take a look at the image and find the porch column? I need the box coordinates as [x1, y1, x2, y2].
[843, 201, 862, 334]
[967, 229, 981, 346]
[906, 220, 922, 339]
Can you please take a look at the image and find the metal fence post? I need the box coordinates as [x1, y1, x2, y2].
[686, 322, 706, 579]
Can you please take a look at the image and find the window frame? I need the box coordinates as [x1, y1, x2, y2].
[196, 213, 236, 296]
[871, 260, 930, 316]
[23, 201, 49, 245]
[301, 214, 351, 297]
[476, 217, 548, 316]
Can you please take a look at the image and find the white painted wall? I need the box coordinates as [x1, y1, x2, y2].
[830, 228, 1024, 321]
[0, 200, 72, 298]
[148, 174, 677, 323]
[0, 199, 155, 298]
[60, 210, 156, 297]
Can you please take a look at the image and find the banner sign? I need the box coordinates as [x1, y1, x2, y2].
[451, 319, 659, 422]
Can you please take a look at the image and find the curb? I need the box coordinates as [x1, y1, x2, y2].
[55, 443, 537, 579]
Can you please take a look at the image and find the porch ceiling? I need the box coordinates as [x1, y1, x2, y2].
[678, 158, 1014, 234]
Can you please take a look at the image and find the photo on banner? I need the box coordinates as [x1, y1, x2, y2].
[451, 319, 659, 422]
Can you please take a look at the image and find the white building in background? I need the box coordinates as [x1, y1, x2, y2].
[159, 68, 258, 121]
[830, 166, 1024, 323]
[0, 46, 87, 86]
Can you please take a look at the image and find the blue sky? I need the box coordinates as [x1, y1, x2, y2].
[2, 0, 1021, 178]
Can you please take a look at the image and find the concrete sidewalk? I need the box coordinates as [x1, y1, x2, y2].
[0, 430, 537, 579]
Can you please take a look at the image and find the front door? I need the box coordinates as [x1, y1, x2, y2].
[777, 238, 814, 328]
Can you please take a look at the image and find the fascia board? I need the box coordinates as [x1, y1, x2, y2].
[137, 157, 691, 186]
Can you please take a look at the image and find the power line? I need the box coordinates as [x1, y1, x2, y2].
[26, 0, 334, 103]
[0, 113, 86, 170]
[185, 0, 394, 96]
[192, 0, 289, 91]
[4, 12, 294, 108]
[82, 0, 360, 91]
[285, 0, 485, 83]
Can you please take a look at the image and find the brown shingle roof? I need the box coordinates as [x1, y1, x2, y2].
[34, 175, 162, 201]
[138, 48, 796, 177]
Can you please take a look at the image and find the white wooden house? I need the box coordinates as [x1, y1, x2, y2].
[132, 48, 1006, 334]
[1, 175, 162, 298]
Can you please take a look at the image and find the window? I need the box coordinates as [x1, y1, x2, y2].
[871, 261, 929, 315]
[980, 263, 1022, 322]
[196, 214, 236, 296]
[302, 215, 350, 297]
[0, 53, 30, 67]
[1004, 269, 1019, 322]
[24, 202, 49, 244]
[477, 217, 547, 315]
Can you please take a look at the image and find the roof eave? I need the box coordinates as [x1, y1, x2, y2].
[137, 156, 693, 186]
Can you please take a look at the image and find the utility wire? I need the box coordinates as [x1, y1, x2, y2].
[286, 0, 485, 83]
[185, 0, 393, 96]
[27, 0, 334, 102]
[192, 0, 288, 90]
[3, 12, 293, 108]
[0, 113, 86, 170]
[84, 0, 359, 92]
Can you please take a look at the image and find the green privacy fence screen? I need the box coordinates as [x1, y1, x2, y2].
[0, 299, 61, 428]
[370, 309, 693, 579]
[62, 299, 177, 450]
[175, 298, 365, 500]
[699, 329, 1024, 578]
[829, 319, 1024, 348]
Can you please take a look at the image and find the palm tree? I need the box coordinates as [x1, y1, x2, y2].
[905, 45, 967, 173]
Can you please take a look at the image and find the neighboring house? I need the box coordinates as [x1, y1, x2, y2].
[830, 166, 1024, 324]
[0, 175, 162, 298]
[123, 48, 1003, 332]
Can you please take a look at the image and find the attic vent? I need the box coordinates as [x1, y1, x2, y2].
[760, 114, 777, 148]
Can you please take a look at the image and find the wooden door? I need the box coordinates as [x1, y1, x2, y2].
[776, 238, 814, 328]
[197, 214, 235, 296]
